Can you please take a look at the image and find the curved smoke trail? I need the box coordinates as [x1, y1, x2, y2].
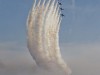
[27, 0, 71, 74]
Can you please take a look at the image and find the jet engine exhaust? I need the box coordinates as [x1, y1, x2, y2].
[26, 0, 71, 75]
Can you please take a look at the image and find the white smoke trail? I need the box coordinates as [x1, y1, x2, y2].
[27, 0, 71, 75]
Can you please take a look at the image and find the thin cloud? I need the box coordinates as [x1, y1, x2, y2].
[0, 42, 68, 75]
[61, 42, 100, 75]
[0, 42, 100, 75]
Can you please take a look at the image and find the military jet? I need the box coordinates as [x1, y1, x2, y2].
[58, 2, 62, 5]
[61, 14, 65, 17]
[60, 8, 64, 10]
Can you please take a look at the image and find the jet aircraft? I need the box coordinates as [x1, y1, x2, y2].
[61, 14, 65, 17]
[58, 2, 62, 5]
[60, 8, 64, 10]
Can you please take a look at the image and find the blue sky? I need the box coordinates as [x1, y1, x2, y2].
[0, 0, 100, 75]
[0, 0, 100, 43]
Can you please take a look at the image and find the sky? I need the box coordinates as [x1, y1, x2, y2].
[0, 0, 100, 75]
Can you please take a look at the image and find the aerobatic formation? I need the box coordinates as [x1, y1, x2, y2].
[27, 0, 71, 75]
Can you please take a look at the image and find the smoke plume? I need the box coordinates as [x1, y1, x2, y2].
[27, 0, 71, 74]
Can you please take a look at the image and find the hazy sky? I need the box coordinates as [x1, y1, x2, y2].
[0, 0, 100, 75]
